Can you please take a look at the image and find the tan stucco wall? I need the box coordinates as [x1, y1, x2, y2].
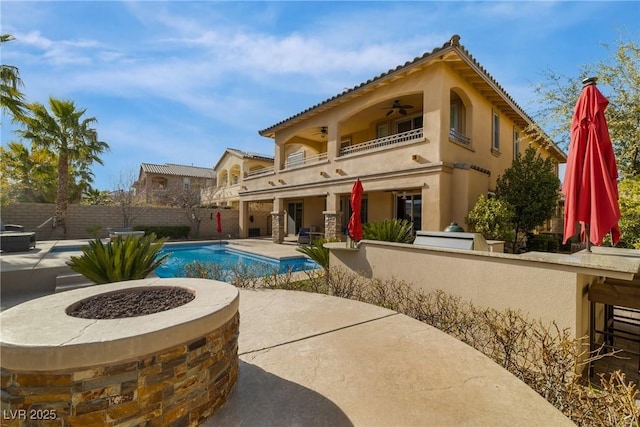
[367, 192, 393, 222]
[244, 53, 564, 235]
[328, 240, 594, 340]
[304, 197, 326, 231]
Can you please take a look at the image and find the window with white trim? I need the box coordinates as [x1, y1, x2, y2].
[492, 112, 500, 151]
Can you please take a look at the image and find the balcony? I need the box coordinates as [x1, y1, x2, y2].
[449, 128, 471, 146]
[339, 128, 423, 156]
[246, 166, 275, 178]
[282, 152, 328, 171]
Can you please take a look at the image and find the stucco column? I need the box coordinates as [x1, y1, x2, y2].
[271, 197, 285, 244]
[422, 168, 453, 231]
[238, 200, 248, 238]
[326, 123, 339, 160]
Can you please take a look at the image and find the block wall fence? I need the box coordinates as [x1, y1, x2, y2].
[0, 204, 242, 241]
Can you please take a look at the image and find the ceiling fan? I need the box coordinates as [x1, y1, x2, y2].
[313, 126, 328, 138]
[383, 100, 414, 116]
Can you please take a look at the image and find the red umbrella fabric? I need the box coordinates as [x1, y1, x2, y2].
[348, 179, 364, 241]
[216, 211, 222, 234]
[562, 78, 620, 247]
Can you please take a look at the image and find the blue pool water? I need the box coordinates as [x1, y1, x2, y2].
[154, 243, 319, 279]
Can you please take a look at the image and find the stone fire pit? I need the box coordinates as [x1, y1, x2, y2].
[0, 278, 239, 426]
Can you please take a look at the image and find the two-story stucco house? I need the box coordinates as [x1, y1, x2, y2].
[236, 35, 566, 242]
[135, 163, 216, 205]
[201, 148, 274, 208]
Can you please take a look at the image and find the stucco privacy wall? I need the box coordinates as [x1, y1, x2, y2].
[0, 203, 240, 241]
[328, 240, 595, 340]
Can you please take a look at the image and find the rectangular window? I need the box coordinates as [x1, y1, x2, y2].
[183, 177, 190, 190]
[513, 128, 520, 160]
[340, 138, 352, 150]
[492, 112, 500, 151]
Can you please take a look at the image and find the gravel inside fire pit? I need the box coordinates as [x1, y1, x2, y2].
[67, 287, 195, 319]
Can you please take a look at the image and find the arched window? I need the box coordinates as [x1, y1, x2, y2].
[449, 90, 471, 146]
[219, 170, 229, 187]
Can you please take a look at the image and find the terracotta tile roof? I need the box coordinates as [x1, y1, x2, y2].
[257, 34, 564, 160]
[226, 148, 274, 161]
[140, 163, 215, 179]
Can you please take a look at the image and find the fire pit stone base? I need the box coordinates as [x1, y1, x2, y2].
[0, 278, 239, 426]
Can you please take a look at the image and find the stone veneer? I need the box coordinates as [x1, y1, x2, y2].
[0, 279, 239, 427]
[271, 211, 285, 243]
[323, 211, 341, 240]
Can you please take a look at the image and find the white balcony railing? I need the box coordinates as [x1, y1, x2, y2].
[282, 152, 328, 171]
[245, 166, 274, 177]
[449, 128, 471, 146]
[339, 128, 423, 156]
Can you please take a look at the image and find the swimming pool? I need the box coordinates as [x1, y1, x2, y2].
[154, 243, 319, 280]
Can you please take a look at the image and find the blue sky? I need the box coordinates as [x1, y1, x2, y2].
[1, 1, 638, 191]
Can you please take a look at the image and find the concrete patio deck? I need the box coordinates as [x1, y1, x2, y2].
[0, 240, 575, 425]
[209, 289, 572, 426]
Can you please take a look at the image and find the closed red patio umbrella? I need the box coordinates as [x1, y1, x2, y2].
[216, 211, 223, 234]
[562, 77, 621, 249]
[348, 179, 364, 242]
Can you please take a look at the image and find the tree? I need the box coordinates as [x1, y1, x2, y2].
[495, 146, 560, 252]
[17, 98, 109, 235]
[82, 188, 112, 206]
[111, 169, 149, 228]
[149, 180, 205, 238]
[0, 141, 56, 203]
[616, 177, 640, 249]
[530, 33, 640, 177]
[0, 34, 27, 121]
[465, 195, 515, 243]
[1, 141, 100, 205]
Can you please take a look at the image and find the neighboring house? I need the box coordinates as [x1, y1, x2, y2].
[201, 148, 274, 208]
[135, 163, 216, 205]
[238, 35, 566, 242]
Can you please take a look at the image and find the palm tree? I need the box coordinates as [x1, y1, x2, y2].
[0, 34, 27, 121]
[18, 98, 109, 235]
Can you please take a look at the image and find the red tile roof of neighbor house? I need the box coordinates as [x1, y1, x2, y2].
[212, 148, 274, 172]
[140, 163, 215, 179]
[226, 148, 274, 162]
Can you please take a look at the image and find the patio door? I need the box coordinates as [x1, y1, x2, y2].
[396, 193, 422, 231]
[287, 201, 303, 235]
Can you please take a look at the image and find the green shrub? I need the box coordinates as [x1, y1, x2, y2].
[465, 195, 515, 242]
[133, 225, 190, 239]
[363, 219, 415, 243]
[295, 238, 339, 270]
[67, 233, 169, 284]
